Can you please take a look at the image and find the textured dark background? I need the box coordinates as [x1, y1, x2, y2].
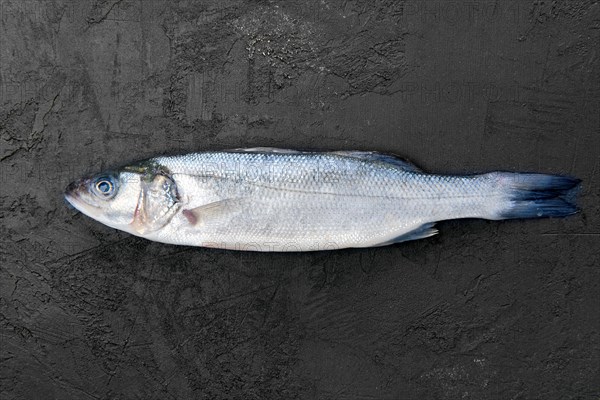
[1, 0, 599, 399]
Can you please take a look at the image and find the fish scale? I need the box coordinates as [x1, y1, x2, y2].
[65, 148, 581, 252]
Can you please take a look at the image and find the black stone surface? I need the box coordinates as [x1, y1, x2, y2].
[1, 1, 599, 399]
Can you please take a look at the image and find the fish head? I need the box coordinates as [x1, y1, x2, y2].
[65, 170, 144, 231]
[65, 162, 181, 235]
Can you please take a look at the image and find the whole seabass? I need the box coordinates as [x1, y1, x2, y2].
[65, 148, 581, 251]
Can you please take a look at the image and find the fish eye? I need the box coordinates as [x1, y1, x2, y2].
[93, 177, 116, 198]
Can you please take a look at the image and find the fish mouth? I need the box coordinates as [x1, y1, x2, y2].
[64, 179, 86, 206]
[64, 193, 77, 210]
[64, 178, 100, 215]
[64, 180, 81, 204]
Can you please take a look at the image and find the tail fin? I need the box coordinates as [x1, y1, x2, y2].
[495, 173, 581, 219]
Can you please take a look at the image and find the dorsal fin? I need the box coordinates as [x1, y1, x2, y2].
[227, 147, 302, 154]
[226, 148, 421, 171]
[332, 151, 422, 172]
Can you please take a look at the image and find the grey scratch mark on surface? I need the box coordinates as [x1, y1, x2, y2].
[0, 147, 23, 162]
[569, 135, 579, 175]
[214, 334, 262, 360]
[237, 294, 257, 329]
[48, 237, 135, 266]
[33, 92, 61, 135]
[432, 248, 442, 277]
[24, 348, 101, 400]
[86, 0, 126, 27]
[10, 277, 21, 298]
[540, 233, 600, 236]
[200, 283, 279, 308]
[259, 283, 280, 330]
[106, 262, 156, 387]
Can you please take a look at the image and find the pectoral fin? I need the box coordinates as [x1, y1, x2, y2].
[182, 199, 244, 227]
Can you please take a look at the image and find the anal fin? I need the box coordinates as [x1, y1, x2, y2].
[375, 223, 438, 246]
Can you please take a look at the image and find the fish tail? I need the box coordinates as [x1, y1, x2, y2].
[493, 172, 581, 220]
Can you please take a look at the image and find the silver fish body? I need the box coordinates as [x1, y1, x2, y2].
[65, 148, 580, 251]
